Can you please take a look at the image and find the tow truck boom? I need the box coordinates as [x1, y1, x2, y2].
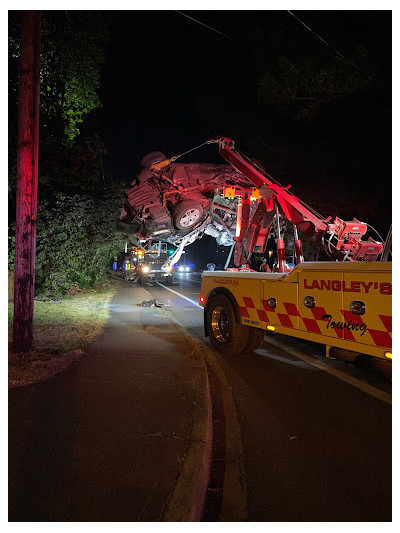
[213, 137, 383, 269]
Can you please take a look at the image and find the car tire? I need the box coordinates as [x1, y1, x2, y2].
[173, 200, 204, 230]
[139, 151, 167, 169]
[205, 294, 250, 355]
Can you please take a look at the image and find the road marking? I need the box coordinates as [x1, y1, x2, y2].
[264, 338, 392, 405]
[157, 282, 203, 308]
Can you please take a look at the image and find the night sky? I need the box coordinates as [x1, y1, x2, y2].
[85, 10, 391, 170]
[79, 9, 392, 267]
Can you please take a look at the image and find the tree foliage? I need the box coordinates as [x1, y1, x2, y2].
[34, 190, 126, 295]
[9, 11, 109, 146]
[257, 47, 372, 120]
[8, 12, 118, 296]
[41, 11, 109, 143]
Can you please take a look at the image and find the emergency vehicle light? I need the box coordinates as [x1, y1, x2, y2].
[250, 188, 260, 200]
[267, 325, 276, 332]
[223, 186, 236, 199]
[199, 296, 205, 304]
[384, 352, 392, 360]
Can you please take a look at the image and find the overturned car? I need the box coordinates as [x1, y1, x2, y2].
[119, 151, 252, 253]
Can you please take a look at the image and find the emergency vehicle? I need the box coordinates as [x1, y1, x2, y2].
[197, 138, 391, 361]
[200, 261, 391, 360]
[136, 243, 175, 285]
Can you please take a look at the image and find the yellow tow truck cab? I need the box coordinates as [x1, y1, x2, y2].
[200, 262, 392, 360]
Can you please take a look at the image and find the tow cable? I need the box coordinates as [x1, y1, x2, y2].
[151, 139, 218, 170]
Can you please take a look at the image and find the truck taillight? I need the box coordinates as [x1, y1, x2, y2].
[199, 296, 205, 304]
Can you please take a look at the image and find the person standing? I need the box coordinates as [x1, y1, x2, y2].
[260, 258, 270, 272]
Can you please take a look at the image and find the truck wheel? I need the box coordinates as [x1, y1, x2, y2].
[173, 200, 203, 230]
[206, 294, 249, 355]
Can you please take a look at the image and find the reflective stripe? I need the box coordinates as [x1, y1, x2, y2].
[238, 297, 392, 349]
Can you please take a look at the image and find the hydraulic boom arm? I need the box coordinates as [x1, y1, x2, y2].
[215, 137, 383, 267]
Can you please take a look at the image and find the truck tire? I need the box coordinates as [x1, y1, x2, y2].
[173, 200, 204, 230]
[206, 294, 250, 355]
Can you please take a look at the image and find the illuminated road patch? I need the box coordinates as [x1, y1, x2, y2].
[156, 282, 203, 308]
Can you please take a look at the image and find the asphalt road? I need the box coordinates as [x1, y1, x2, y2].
[144, 271, 392, 521]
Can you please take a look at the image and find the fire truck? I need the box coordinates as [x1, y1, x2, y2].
[197, 138, 392, 362]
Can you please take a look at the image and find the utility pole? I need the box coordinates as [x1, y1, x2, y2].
[12, 11, 41, 353]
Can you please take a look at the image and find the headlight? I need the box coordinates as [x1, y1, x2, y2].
[185, 267, 190, 272]
[179, 266, 184, 272]
[141, 265, 150, 273]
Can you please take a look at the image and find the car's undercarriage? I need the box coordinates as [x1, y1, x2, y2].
[119, 151, 253, 251]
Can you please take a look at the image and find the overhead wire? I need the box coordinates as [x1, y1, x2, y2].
[175, 9, 370, 80]
[175, 11, 235, 43]
[286, 10, 371, 79]
[174, 10, 253, 51]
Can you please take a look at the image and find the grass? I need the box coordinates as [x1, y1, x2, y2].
[8, 287, 116, 388]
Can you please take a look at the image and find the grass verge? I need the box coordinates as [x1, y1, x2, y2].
[8, 287, 116, 389]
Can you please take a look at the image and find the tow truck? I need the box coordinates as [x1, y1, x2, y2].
[120, 137, 391, 361]
[198, 138, 391, 362]
[136, 242, 175, 285]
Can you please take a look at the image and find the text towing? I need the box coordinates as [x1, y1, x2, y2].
[199, 262, 392, 361]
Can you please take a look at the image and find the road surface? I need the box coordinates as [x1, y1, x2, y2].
[141, 270, 392, 521]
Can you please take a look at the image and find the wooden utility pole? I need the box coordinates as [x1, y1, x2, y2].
[12, 11, 41, 353]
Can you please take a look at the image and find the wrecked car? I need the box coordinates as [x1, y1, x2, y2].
[119, 150, 252, 251]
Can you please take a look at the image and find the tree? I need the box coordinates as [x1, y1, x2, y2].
[35, 191, 127, 295]
[8, 11, 109, 157]
[40, 11, 109, 144]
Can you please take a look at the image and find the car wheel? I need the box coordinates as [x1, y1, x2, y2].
[205, 294, 250, 355]
[173, 200, 204, 230]
[139, 151, 167, 168]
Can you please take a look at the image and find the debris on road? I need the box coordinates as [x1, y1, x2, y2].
[140, 299, 164, 308]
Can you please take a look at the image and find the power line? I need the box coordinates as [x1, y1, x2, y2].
[287, 10, 371, 79]
[174, 11, 254, 52]
[287, 10, 345, 60]
[175, 11, 234, 42]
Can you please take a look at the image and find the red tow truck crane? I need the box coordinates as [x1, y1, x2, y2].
[212, 137, 383, 271]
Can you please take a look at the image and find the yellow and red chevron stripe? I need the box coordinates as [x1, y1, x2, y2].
[238, 297, 392, 349]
